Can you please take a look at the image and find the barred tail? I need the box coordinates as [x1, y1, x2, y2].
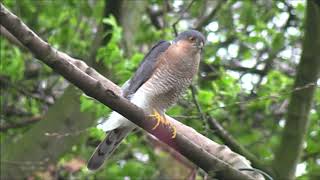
[87, 127, 132, 170]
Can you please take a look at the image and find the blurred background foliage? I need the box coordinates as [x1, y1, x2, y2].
[0, 0, 319, 179]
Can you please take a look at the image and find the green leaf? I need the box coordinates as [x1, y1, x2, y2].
[272, 32, 285, 52]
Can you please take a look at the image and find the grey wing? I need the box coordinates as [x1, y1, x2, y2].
[122, 40, 170, 98]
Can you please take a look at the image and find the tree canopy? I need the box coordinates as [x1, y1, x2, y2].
[0, 0, 319, 180]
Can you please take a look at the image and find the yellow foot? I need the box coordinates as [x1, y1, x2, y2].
[149, 109, 177, 139]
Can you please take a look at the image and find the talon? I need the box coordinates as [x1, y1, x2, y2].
[149, 110, 176, 138]
[150, 109, 162, 130]
[161, 116, 177, 138]
[163, 117, 170, 126]
[171, 125, 177, 138]
[165, 120, 176, 138]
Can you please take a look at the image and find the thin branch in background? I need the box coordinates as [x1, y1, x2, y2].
[206, 116, 269, 174]
[43, 121, 105, 139]
[194, 0, 223, 30]
[1, 106, 33, 117]
[1, 158, 50, 168]
[204, 82, 318, 113]
[221, 63, 266, 75]
[172, 0, 196, 36]
[171, 115, 200, 119]
[190, 84, 271, 173]
[44, 130, 88, 139]
[0, 115, 42, 132]
[0, 77, 54, 105]
[147, 6, 164, 30]
[147, 135, 197, 180]
[250, 10, 294, 94]
[190, 85, 209, 135]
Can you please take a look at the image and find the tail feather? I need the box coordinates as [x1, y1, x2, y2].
[87, 127, 133, 170]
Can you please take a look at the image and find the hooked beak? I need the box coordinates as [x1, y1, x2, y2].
[198, 41, 204, 49]
[195, 40, 204, 50]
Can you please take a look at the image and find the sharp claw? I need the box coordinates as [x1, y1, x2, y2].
[171, 126, 177, 138]
[150, 109, 161, 130]
[152, 117, 160, 130]
[149, 110, 176, 138]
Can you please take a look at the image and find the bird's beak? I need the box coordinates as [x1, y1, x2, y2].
[199, 41, 204, 49]
[196, 40, 204, 50]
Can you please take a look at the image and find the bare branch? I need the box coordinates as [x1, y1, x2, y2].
[194, 0, 223, 30]
[172, 0, 196, 36]
[189, 85, 271, 176]
[206, 116, 271, 175]
[0, 116, 42, 132]
[0, 76, 54, 105]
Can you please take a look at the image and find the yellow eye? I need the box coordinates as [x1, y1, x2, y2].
[189, 36, 195, 41]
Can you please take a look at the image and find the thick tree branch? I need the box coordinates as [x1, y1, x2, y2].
[0, 4, 261, 180]
[272, 1, 320, 179]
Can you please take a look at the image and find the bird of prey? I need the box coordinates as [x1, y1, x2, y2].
[87, 30, 205, 170]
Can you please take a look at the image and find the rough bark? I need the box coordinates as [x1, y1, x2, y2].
[0, 4, 262, 180]
[0, 25, 27, 51]
[272, 1, 320, 179]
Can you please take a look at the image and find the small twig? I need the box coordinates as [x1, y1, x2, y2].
[172, 0, 196, 36]
[190, 85, 209, 135]
[206, 116, 270, 174]
[1, 77, 54, 105]
[190, 85, 205, 118]
[1, 158, 49, 167]
[204, 82, 318, 113]
[171, 115, 200, 119]
[194, 0, 223, 30]
[147, 135, 197, 179]
[0, 115, 42, 132]
[147, 7, 164, 29]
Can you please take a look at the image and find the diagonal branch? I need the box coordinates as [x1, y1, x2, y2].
[194, 0, 223, 30]
[172, 0, 196, 36]
[0, 25, 27, 51]
[206, 116, 271, 175]
[0, 4, 261, 180]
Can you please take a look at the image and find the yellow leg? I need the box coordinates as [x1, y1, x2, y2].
[149, 109, 177, 138]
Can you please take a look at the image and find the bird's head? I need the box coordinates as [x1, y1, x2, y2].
[173, 30, 205, 52]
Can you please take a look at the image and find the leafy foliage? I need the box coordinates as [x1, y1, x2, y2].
[1, 0, 319, 179]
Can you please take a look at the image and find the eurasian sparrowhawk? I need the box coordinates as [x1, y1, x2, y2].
[87, 30, 205, 170]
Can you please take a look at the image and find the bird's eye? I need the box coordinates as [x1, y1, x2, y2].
[189, 36, 195, 41]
